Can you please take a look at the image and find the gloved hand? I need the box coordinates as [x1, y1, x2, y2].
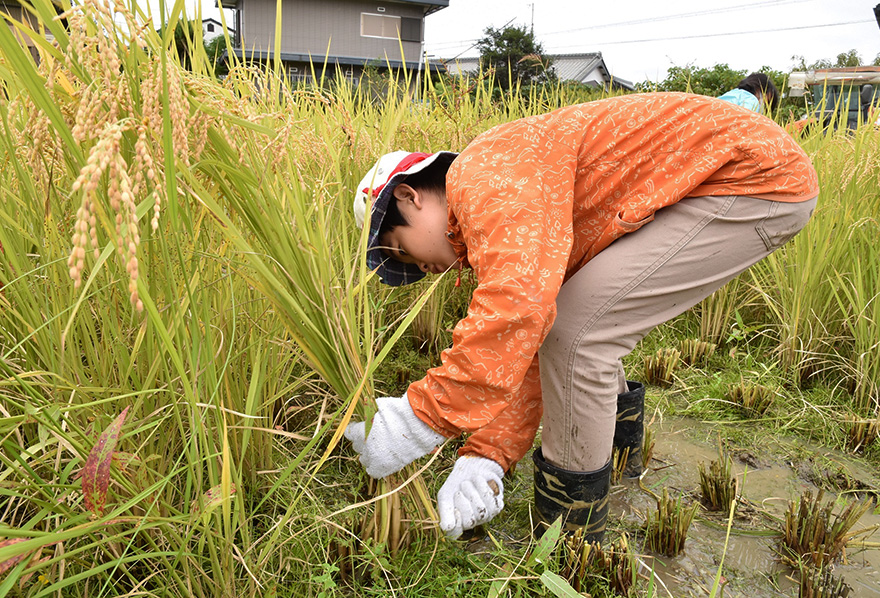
[344, 393, 446, 479]
[437, 455, 505, 539]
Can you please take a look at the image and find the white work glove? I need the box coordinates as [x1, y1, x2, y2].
[437, 455, 505, 539]
[344, 393, 446, 479]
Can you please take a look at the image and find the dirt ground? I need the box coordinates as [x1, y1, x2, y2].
[613, 416, 880, 597]
[481, 415, 880, 597]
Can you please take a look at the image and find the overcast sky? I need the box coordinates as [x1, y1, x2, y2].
[176, 0, 880, 84]
[423, 0, 880, 83]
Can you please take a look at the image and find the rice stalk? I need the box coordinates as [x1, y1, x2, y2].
[611, 446, 631, 485]
[796, 562, 852, 598]
[643, 487, 698, 557]
[697, 274, 748, 344]
[845, 415, 879, 453]
[726, 379, 775, 418]
[642, 425, 655, 472]
[679, 338, 717, 367]
[557, 531, 638, 596]
[780, 489, 874, 569]
[829, 229, 880, 414]
[750, 124, 880, 384]
[698, 454, 737, 512]
[643, 347, 680, 388]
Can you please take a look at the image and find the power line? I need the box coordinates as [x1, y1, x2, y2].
[538, 0, 815, 38]
[427, 39, 482, 50]
[547, 18, 875, 50]
[447, 16, 516, 61]
[429, 17, 874, 57]
[426, 0, 816, 51]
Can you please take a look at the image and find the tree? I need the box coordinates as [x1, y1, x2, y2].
[791, 48, 873, 70]
[833, 49, 862, 67]
[204, 35, 230, 78]
[639, 63, 747, 97]
[475, 24, 554, 91]
[156, 19, 203, 71]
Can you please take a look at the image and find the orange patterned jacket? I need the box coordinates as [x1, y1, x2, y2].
[406, 92, 819, 471]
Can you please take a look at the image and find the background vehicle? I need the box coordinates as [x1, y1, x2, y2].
[788, 67, 880, 130]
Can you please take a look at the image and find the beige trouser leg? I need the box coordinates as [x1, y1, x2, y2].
[538, 195, 817, 471]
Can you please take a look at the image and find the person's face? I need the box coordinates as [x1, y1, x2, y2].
[379, 183, 460, 275]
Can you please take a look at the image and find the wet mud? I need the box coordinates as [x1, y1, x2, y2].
[481, 415, 880, 597]
[608, 416, 880, 597]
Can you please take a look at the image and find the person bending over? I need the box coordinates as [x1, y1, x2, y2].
[345, 92, 818, 542]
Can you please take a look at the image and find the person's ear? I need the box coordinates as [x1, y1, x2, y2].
[393, 183, 421, 208]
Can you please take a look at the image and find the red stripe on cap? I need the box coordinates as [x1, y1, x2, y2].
[367, 152, 433, 198]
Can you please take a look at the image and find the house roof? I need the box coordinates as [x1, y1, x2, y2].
[214, 0, 449, 16]
[443, 52, 634, 90]
[391, 0, 449, 15]
[230, 48, 445, 73]
[202, 17, 235, 32]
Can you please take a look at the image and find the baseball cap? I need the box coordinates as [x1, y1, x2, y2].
[353, 150, 457, 286]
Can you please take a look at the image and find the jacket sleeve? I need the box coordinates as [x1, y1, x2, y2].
[406, 142, 576, 451]
[457, 357, 543, 471]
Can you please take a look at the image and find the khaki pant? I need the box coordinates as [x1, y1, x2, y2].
[538, 194, 817, 471]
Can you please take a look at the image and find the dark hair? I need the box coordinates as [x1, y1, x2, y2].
[737, 72, 780, 112]
[379, 153, 454, 235]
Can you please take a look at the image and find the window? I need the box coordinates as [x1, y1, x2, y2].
[400, 17, 421, 42]
[361, 13, 400, 39]
[207, 23, 215, 32]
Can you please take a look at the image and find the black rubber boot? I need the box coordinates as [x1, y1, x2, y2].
[532, 447, 611, 543]
[613, 380, 645, 479]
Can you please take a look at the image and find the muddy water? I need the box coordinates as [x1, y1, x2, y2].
[607, 416, 880, 597]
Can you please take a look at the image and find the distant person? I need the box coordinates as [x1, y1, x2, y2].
[860, 84, 878, 125]
[718, 72, 780, 114]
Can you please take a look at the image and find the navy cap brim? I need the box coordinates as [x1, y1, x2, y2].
[363, 151, 457, 286]
[365, 180, 427, 286]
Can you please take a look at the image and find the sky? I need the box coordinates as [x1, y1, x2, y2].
[422, 0, 880, 83]
[169, 0, 880, 84]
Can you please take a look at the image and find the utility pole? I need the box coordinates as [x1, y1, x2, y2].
[529, 3, 534, 35]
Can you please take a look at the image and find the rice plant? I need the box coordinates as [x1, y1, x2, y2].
[0, 0, 445, 591]
[0, 0, 879, 593]
[643, 347, 680, 387]
[697, 274, 750, 344]
[780, 489, 874, 569]
[557, 530, 639, 597]
[726, 379, 776, 417]
[698, 454, 737, 512]
[796, 562, 853, 598]
[845, 415, 879, 453]
[830, 229, 880, 414]
[679, 338, 717, 367]
[749, 124, 880, 391]
[406, 273, 472, 359]
[643, 487, 698, 557]
[612, 424, 653, 484]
